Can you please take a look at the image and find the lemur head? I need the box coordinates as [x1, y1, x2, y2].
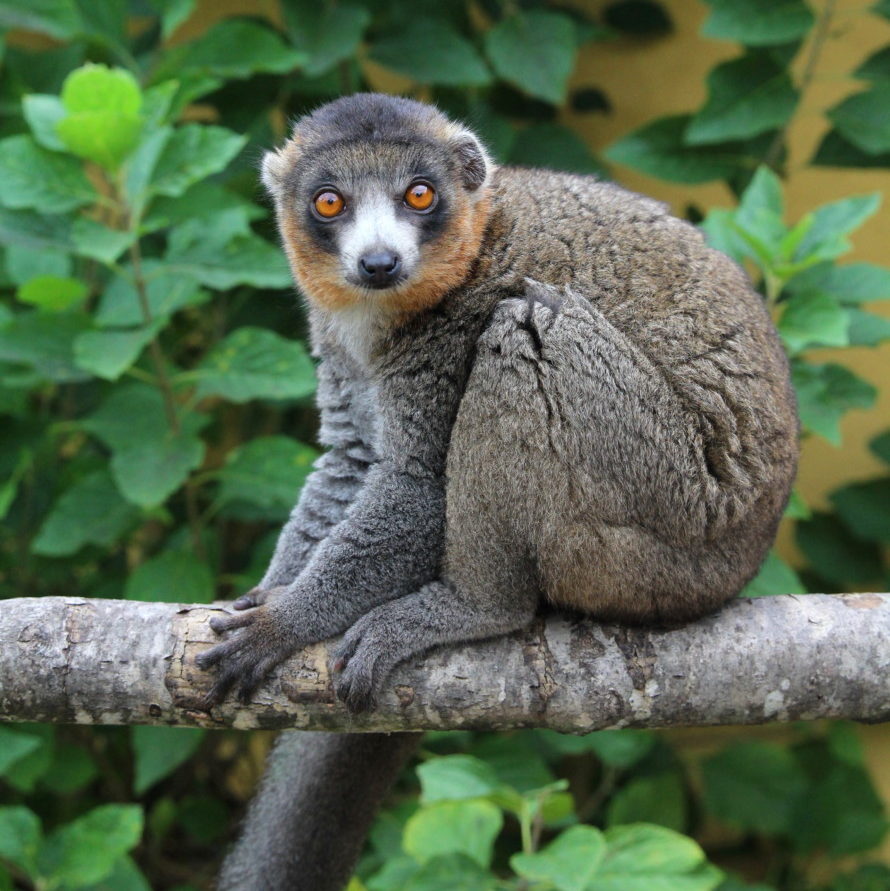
[261, 93, 493, 316]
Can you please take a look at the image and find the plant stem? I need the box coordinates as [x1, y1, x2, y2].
[764, 0, 838, 170]
[128, 239, 181, 435]
[128, 234, 207, 560]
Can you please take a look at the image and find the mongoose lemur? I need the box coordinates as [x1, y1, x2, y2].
[197, 93, 798, 890]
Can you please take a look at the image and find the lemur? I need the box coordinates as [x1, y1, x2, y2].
[196, 93, 798, 890]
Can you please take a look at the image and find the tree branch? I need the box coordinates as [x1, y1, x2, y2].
[1, 594, 888, 732]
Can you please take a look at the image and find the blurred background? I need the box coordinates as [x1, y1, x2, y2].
[0, 0, 887, 889]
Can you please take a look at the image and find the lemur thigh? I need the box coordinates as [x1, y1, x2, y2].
[217, 732, 420, 891]
[450, 288, 764, 622]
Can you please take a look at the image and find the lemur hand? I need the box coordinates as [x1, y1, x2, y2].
[196, 590, 299, 705]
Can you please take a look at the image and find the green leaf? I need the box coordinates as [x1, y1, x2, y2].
[738, 165, 784, 220]
[151, 0, 196, 39]
[846, 308, 890, 347]
[791, 361, 877, 444]
[0, 0, 82, 39]
[402, 800, 502, 868]
[0, 725, 54, 794]
[125, 549, 214, 603]
[794, 193, 881, 262]
[606, 116, 746, 184]
[511, 825, 606, 891]
[788, 489, 812, 519]
[828, 85, 890, 155]
[830, 479, 890, 543]
[83, 383, 208, 507]
[371, 20, 490, 87]
[22, 94, 67, 151]
[74, 322, 162, 380]
[57, 64, 144, 170]
[61, 63, 141, 117]
[0, 310, 92, 383]
[870, 429, 890, 465]
[592, 825, 715, 891]
[796, 511, 883, 585]
[32, 468, 141, 556]
[510, 123, 604, 174]
[165, 210, 292, 289]
[17, 275, 87, 312]
[131, 726, 205, 794]
[703, 742, 807, 833]
[786, 261, 890, 305]
[402, 853, 494, 891]
[37, 804, 143, 888]
[557, 729, 656, 767]
[0, 134, 96, 213]
[701, 0, 814, 46]
[606, 773, 687, 831]
[160, 19, 306, 80]
[283, 2, 370, 77]
[812, 128, 890, 168]
[78, 854, 152, 891]
[216, 435, 318, 521]
[39, 743, 98, 795]
[855, 45, 890, 81]
[96, 264, 208, 327]
[71, 218, 135, 264]
[685, 53, 798, 145]
[417, 755, 502, 804]
[141, 181, 266, 234]
[5, 244, 71, 285]
[0, 728, 42, 776]
[193, 327, 316, 403]
[0, 806, 41, 877]
[485, 11, 577, 105]
[778, 289, 849, 353]
[142, 124, 247, 199]
[740, 551, 805, 597]
[789, 762, 887, 855]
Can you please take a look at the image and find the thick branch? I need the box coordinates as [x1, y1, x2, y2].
[1, 594, 888, 732]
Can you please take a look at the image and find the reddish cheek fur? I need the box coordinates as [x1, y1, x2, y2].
[279, 194, 492, 318]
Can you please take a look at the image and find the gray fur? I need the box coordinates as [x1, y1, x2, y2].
[202, 94, 798, 890]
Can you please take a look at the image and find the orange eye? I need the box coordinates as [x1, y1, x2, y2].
[404, 181, 435, 211]
[314, 190, 344, 218]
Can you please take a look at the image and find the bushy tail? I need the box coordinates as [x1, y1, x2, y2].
[217, 731, 421, 891]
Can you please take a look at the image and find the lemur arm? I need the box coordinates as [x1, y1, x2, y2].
[250, 351, 378, 595]
[197, 306, 478, 705]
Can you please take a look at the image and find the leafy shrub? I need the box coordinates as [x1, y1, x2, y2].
[0, 0, 887, 888]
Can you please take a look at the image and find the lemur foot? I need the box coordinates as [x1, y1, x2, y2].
[330, 611, 401, 714]
[197, 597, 298, 706]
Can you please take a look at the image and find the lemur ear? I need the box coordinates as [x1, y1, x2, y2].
[451, 131, 491, 192]
[260, 148, 287, 196]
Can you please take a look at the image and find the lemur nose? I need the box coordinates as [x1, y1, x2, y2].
[358, 251, 402, 287]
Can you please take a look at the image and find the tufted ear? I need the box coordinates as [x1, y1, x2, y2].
[260, 148, 288, 197]
[450, 130, 492, 192]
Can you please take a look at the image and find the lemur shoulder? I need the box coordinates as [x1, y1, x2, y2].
[197, 93, 798, 891]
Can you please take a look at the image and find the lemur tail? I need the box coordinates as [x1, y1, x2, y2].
[217, 731, 421, 891]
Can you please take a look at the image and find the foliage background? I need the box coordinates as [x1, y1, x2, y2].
[0, 0, 888, 889]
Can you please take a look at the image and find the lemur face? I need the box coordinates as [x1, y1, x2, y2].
[296, 140, 455, 292]
[262, 94, 492, 316]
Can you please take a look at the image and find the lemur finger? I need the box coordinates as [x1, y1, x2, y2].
[232, 588, 265, 610]
[329, 632, 361, 672]
[236, 655, 282, 704]
[209, 611, 255, 634]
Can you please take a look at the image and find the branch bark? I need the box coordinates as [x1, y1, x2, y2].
[1, 594, 888, 732]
